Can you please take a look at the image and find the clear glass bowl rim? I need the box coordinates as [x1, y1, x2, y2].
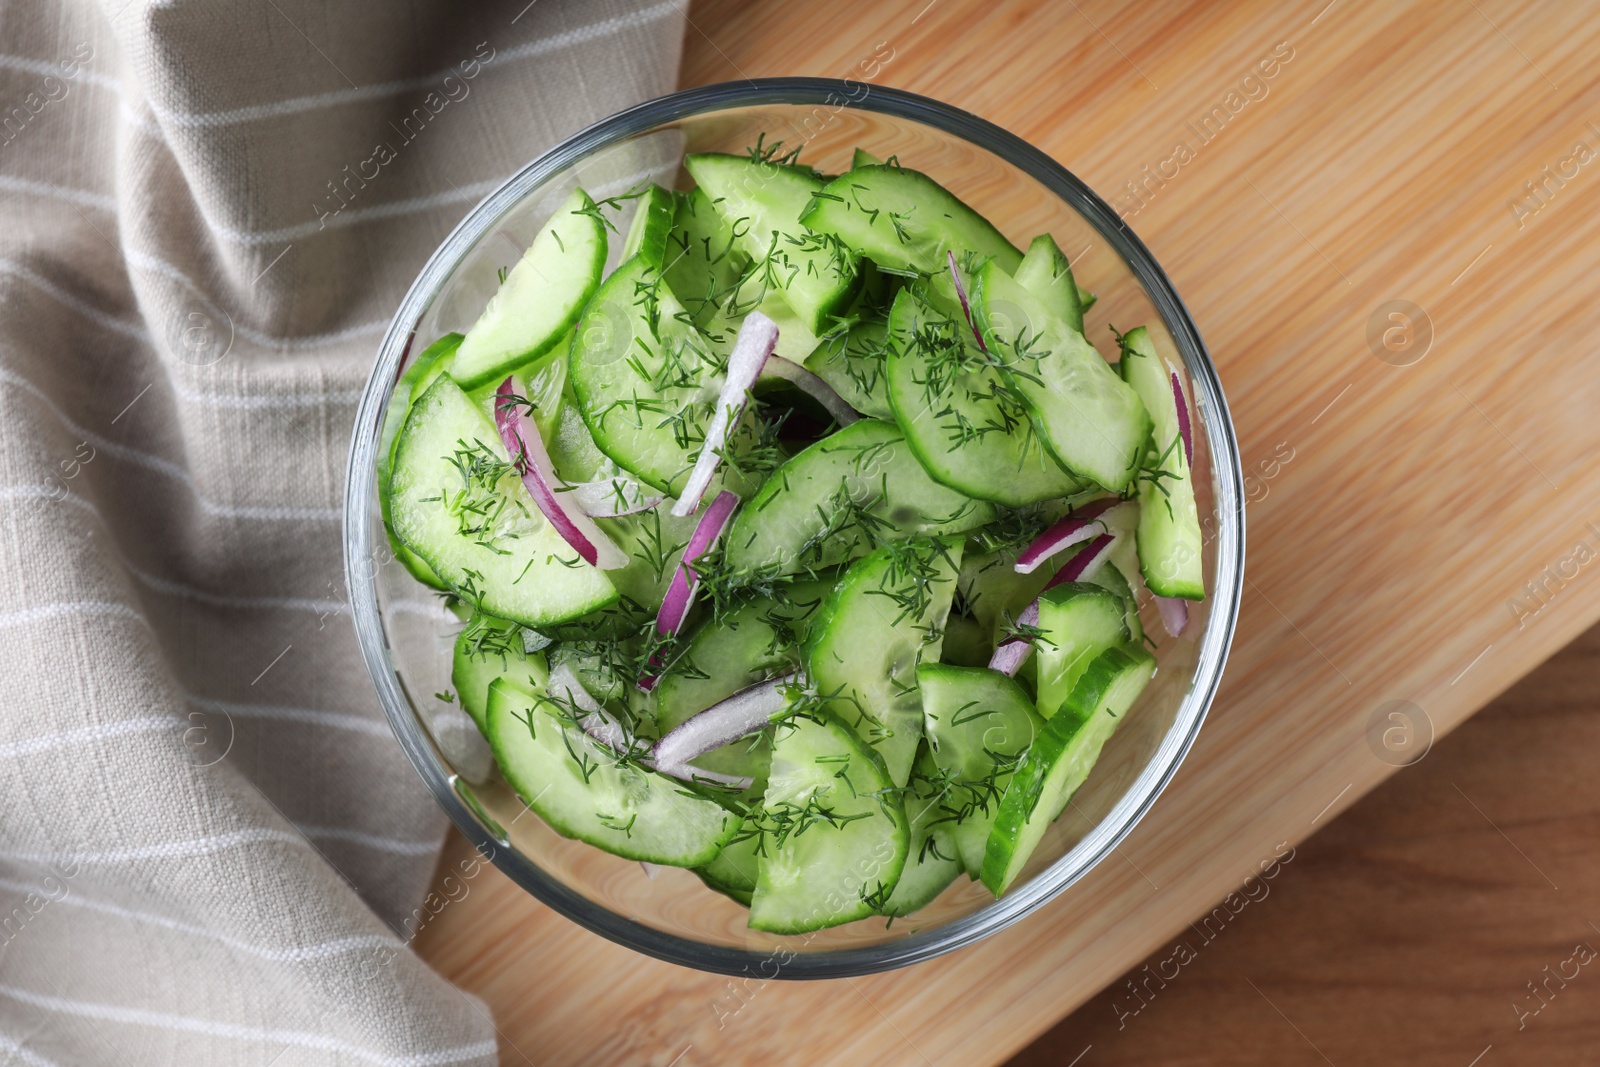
[344, 76, 1245, 979]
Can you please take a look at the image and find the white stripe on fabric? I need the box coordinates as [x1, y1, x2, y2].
[0, 260, 147, 341]
[213, 180, 502, 246]
[0, 829, 310, 866]
[0, 601, 146, 631]
[0, 53, 118, 91]
[129, 564, 350, 617]
[0, 983, 497, 1067]
[0, 873, 399, 964]
[0, 718, 173, 759]
[156, 2, 681, 128]
[0, 175, 115, 213]
[0, 366, 342, 522]
[187, 697, 391, 740]
[298, 826, 438, 857]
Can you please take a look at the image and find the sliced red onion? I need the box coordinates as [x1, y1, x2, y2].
[672, 311, 778, 517]
[1170, 367, 1193, 467]
[639, 490, 740, 693]
[651, 675, 794, 772]
[567, 476, 663, 518]
[988, 533, 1120, 676]
[760, 355, 861, 426]
[948, 249, 988, 353]
[494, 378, 627, 570]
[1155, 594, 1189, 638]
[1014, 498, 1118, 574]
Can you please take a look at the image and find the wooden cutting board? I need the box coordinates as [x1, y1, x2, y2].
[415, 2, 1600, 1063]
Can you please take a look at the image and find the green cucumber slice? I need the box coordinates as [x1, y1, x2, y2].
[885, 284, 1083, 507]
[568, 255, 759, 498]
[721, 418, 994, 579]
[805, 537, 962, 786]
[654, 579, 834, 786]
[803, 317, 894, 421]
[917, 663, 1043, 877]
[685, 153, 861, 334]
[748, 711, 909, 933]
[958, 543, 1055, 647]
[851, 147, 883, 169]
[619, 184, 676, 270]
[940, 613, 992, 668]
[452, 614, 549, 733]
[800, 164, 1023, 275]
[388, 376, 617, 627]
[379, 333, 462, 590]
[663, 186, 750, 329]
[1034, 582, 1130, 719]
[973, 259, 1150, 490]
[981, 644, 1155, 895]
[450, 188, 607, 390]
[1086, 558, 1145, 646]
[484, 677, 739, 866]
[697, 819, 760, 905]
[1013, 234, 1084, 334]
[880, 746, 961, 916]
[1119, 326, 1204, 600]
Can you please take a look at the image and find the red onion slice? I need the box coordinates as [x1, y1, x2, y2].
[651, 675, 794, 773]
[988, 533, 1120, 676]
[760, 355, 861, 426]
[638, 490, 740, 692]
[1014, 498, 1118, 574]
[947, 249, 988, 353]
[494, 378, 628, 570]
[1155, 594, 1189, 638]
[1170, 367, 1193, 467]
[672, 311, 778, 517]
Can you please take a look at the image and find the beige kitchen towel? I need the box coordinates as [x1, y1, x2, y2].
[0, 0, 684, 1062]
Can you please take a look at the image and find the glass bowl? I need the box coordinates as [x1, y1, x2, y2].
[344, 78, 1244, 978]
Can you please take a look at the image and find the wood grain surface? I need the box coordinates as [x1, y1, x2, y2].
[1013, 619, 1600, 1067]
[414, 2, 1600, 1063]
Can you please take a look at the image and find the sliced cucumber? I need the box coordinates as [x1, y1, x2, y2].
[568, 255, 757, 498]
[973, 259, 1150, 490]
[803, 317, 894, 420]
[452, 614, 549, 733]
[918, 663, 1042, 877]
[885, 284, 1082, 506]
[654, 579, 834, 786]
[619, 184, 676, 270]
[851, 147, 883, 169]
[1086, 558, 1145, 646]
[958, 543, 1055, 647]
[1013, 234, 1084, 334]
[721, 418, 994, 579]
[940, 613, 992, 668]
[485, 677, 739, 866]
[1034, 582, 1130, 719]
[450, 188, 606, 390]
[805, 537, 962, 786]
[800, 164, 1023, 275]
[881, 746, 961, 916]
[981, 644, 1155, 895]
[697, 819, 760, 905]
[389, 376, 617, 627]
[379, 333, 463, 590]
[1119, 326, 1204, 600]
[685, 153, 860, 335]
[663, 186, 750, 329]
[748, 711, 909, 933]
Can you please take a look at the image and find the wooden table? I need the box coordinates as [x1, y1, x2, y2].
[1013, 619, 1600, 1066]
[416, 3, 1600, 1063]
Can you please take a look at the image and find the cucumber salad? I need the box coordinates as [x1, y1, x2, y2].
[381, 140, 1206, 932]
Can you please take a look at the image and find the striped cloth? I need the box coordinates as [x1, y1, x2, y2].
[0, 1, 683, 1063]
